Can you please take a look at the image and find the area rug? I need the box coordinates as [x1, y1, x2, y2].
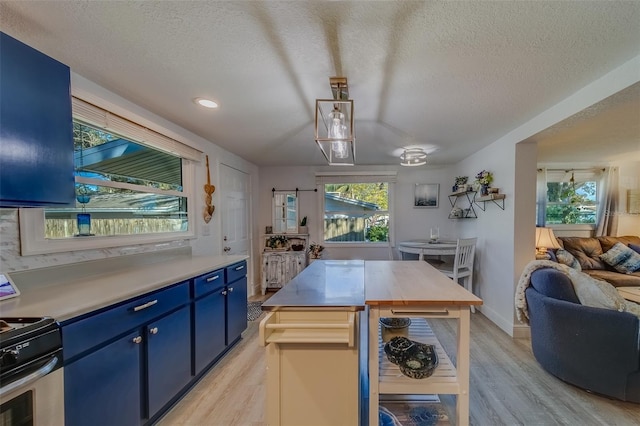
[247, 301, 263, 321]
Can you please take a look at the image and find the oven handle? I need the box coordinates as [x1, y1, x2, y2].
[0, 355, 59, 397]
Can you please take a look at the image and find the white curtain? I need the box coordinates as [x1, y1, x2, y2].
[596, 166, 619, 236]
[536, 168, 548, 226]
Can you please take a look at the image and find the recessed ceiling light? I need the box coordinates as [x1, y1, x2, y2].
[194, 98, 219, 109]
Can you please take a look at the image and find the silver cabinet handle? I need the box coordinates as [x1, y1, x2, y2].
[133, 299, 158, 312]
[228, 287, 234, 292]
[132, 336, 143, 344]
[221, 290, 227, 296]
[206, 275, 220, 282]
[235, 265, 244, 271]
[149, 327, 159, 335]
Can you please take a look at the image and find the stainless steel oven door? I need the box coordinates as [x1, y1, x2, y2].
[0, 357, 64, 426]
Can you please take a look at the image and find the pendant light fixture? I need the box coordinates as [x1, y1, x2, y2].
[315, 77, 355, 165]
[400, 148, 427, 166]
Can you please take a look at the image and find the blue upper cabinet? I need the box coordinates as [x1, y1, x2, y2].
[0, 32, 75, 207]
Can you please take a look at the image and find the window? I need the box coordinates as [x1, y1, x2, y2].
[317, 172, 395, 245]
[538, 169, 601, 226]
[20, 97, 201, 255]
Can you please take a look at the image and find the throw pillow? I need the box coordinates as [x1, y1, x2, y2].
[629, 243, 640, 254]
[600, 242, 640, 274]
[556, 248, 581, 271]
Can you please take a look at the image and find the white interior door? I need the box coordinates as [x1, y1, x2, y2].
[220, 164, 250, 256]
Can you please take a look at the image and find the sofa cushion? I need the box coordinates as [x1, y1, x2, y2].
[600, 242, 640, 274]
[597, 236, 640, 253]
[584, 269, 640, 288]
[628, 243, 640, 254]
[555, 248, 581, 271]
[558, 237, 606, 270]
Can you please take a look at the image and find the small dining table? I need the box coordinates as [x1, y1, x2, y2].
[398, 240, 458, 261]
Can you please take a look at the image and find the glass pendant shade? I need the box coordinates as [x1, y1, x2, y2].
[400, 148, 427, 166]
[315, 99, 355, 165]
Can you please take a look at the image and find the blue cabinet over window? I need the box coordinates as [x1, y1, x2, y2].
[0, 32, 75, 206]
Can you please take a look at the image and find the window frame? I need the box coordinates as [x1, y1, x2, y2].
[316, 171, 396, 248]
[538, 168, 602, 229]
[19, 98, 200, 256]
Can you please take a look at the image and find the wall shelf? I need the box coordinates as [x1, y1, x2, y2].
[448, 191, 477, 219]
[474, 193, 506, 211]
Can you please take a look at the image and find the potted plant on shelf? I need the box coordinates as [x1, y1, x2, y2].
[453, 176, 468, 193]
[308, 242, 324, 259]
[475, 170, 494, 196]
[299, 216, 308, 234]
[266, 235, 288, 250]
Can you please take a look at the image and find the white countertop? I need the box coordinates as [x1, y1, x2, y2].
[0, 252, 248, 322]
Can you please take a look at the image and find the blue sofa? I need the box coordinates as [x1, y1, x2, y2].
[526, 267, 640, 403]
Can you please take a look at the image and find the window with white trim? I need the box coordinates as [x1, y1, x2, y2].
[20, 97, 201, 255]
[538, 169, 601, 225]
[316, 172, 395, 245]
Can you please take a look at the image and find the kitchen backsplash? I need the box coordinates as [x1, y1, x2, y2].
[0, 208, 191, 272]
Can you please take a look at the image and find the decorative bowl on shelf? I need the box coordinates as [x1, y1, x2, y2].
[398, 341, 438, 379]
[383, 336, 414, 365]
[379, 317, 411, 329]
[291, 244, 304, 251]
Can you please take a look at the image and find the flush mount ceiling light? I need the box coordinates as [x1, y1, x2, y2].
[194, 98, 219, 109]
[400, 148, 427, 166]
[315, 77, 355, 166]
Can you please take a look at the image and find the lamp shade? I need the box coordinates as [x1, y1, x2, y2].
[535, 227, 561, 250]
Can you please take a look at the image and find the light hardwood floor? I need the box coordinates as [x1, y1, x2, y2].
[158, 310, 640, 426]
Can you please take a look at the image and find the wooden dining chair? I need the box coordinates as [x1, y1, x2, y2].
[436, 238, 477, 312]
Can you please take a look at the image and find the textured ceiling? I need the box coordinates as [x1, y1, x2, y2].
[1, 1, 639, 166]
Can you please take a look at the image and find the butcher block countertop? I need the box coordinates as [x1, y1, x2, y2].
[262, 259, 482, 310]
[1, 249, 248, 322]
[365, 260, 483, 307]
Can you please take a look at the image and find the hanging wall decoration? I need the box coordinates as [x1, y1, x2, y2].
[204, 155, 215, 223]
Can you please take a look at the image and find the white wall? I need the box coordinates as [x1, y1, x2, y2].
[618, 160, 640, 236]
[256, 165, 459, 263]
[0, 73, 261, 289]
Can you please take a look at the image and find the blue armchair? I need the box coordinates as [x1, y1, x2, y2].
[526, 267, 640, 403]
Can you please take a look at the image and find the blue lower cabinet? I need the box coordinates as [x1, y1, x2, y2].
[65, 330, 142, 426]
[193, 288, 226, 374]
[146, 305, 191, 419]
[227, 276, 248, 344]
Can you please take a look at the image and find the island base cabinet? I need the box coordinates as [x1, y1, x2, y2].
[64, 330, 141, 426]
[260, 310, 360, 425]
[146, 306, 192, 420]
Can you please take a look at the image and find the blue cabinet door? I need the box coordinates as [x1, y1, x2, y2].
[64, 330, 142, 426]
[193, 288, 226, 374]
[146, 305, 192, 419]
[0, 32, 74, 207]
[226, 276, 248, 344]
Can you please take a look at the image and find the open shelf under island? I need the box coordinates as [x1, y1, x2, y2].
[259, 259, 482, 426]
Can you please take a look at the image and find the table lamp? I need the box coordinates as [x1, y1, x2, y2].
[535, 227, 561, 259]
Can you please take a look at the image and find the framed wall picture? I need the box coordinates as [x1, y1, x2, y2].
[414, 183, 439, 208]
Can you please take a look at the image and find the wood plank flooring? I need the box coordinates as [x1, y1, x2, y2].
[157, 311, 640, 426]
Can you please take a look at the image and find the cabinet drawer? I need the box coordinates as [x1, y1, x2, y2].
[226, 261, 247, 283]
[193, 268, 224, 298]
[62, 282, 190, 361]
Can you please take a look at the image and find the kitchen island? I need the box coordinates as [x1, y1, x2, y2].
[260, 259, 482, 426]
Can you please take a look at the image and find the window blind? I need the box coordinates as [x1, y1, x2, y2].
[72, 97, 202, 161]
